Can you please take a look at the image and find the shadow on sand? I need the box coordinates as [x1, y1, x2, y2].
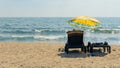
[58, 49, 108, 58]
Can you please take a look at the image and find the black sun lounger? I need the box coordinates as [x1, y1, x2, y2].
[87, 42, 111, 53]
[65, 30, 86, 54]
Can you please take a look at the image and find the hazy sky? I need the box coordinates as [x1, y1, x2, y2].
[0, 0, 120, 17]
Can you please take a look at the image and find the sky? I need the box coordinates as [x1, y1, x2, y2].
[0, 0, 120, 17]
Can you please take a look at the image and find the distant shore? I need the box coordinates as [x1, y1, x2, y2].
[0, 42, 120, 68]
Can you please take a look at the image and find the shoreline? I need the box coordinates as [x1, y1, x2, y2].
[0, 41, 119, 45]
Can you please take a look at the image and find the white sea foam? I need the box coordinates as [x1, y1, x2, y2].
[1, 34, 65, 40]
[99, 29, 112, 31]
[99, 28, 120, 31]
[35, 29, 66, 33]
[34, 35, 65, 40]
[98, 28, 120, 34]
[11, 35, 31, 38]
[35, 29, 43, 32]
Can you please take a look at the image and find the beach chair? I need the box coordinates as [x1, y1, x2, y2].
[65, 30, 86, 54]
[87, 42, 111, 53]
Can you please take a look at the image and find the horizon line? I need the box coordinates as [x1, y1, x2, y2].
[0, 16, 120, 18]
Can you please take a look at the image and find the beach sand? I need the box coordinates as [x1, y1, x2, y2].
[0, 42, 120, 68]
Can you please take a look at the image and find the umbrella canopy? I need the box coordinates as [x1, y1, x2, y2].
[68, 16, 101, 29]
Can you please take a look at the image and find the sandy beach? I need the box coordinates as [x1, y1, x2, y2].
[0, 42, 120, 68]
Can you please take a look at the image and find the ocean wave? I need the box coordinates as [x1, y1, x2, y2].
[0, 35, 65, 40]
[94, 28, 120, 34]
[34, 35, 65, 40]
[34, 29, 66, 33]
[2, 30, 34, 34]
[11, 35, 32, 38]
[34, 29, 43, 32]
[10, 29, 66, 33]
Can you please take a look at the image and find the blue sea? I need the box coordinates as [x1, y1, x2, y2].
[0, 17, 120, 44]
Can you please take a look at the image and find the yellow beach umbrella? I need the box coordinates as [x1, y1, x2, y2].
[68, 16, 101, 29]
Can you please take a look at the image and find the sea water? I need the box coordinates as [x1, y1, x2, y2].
[0, 17, 120, 44]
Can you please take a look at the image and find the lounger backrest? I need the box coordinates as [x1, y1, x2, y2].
[67, 31, 84, 44]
